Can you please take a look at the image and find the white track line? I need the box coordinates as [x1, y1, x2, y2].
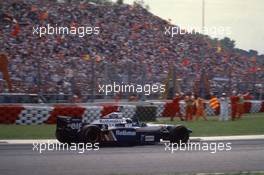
[1, 135, 264, 144]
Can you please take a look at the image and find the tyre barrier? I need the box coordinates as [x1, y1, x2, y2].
[101, 105, 118, 117]
[151, 102, 166, 117]
[82, 106, 103, 123]
[0, 106, 24, 124]
[16, 106, 53, 125]
[46, 105, 86, 124]
[0, 100, 263, 124]
[118, 105, 137, 118]
[250, 101, 263, 113]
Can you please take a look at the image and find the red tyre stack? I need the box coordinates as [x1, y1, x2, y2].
[0, 106, 24, 124]
[101, 105, 118, 117]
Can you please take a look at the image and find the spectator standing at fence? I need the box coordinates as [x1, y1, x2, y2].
[209, 93, 220, 115]
[230, 91, 239, 120]
[170, 93, 184, 121]
[70, 95, 81, 103]
[191, 94, 197, 116]
[243, 92, 252, 113]
[237, 94, 245, 119]
[219, 93, 229, 121]
[185, 95, 194, 121]
[195, 97, 207, 120]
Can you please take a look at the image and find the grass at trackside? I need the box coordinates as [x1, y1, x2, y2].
[154, 113, 264, 137]
[0, 113, 263, 139]
[0, 125, 56, 139]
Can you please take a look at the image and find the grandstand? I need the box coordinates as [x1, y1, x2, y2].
[0, 0, 263, 102]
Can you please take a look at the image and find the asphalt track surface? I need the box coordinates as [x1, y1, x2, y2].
[0, 140, 264, 175]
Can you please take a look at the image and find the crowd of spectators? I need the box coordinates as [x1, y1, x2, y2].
[0, 0, 262, 98]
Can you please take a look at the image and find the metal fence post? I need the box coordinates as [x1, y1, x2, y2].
[90, 56, 95, 102]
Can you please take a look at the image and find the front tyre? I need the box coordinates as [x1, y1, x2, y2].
[169, 126, 189, 144]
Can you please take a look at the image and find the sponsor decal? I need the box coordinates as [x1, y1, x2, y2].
[99, 119, 124, 124]
[68, 123, 82, 131]
[115, 130, 136, 136]
[145, 135, 155, 142]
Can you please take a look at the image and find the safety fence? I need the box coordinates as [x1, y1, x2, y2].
[0, 101, 263, 124]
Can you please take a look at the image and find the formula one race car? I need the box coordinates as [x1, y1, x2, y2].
[56, 112, 192, 145]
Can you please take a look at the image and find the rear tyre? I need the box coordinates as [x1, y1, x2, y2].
[81, 125, 101, 144]
[169, 126, 189, 144]
[56, 129, 71, 144]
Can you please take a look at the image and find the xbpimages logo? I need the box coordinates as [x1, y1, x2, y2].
[164, 141, 232, 154]
[32, 141, 99, 154]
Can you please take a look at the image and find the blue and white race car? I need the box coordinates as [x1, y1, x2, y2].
[56, 112, 192, 145]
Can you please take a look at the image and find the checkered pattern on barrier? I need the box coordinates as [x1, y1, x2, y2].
[82, 106, 103, 123]
[1, 100, 263, 125]
[223, 104, 232, 116]
[148, 102, 166, 117]
[16, 106, 54, 125]
[205, 102, 216, 116]
[177, 101, 217, 116]
[118, 105, 137, 118]
[179, 101, 186, 116]
[250, 101, 262, 113]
